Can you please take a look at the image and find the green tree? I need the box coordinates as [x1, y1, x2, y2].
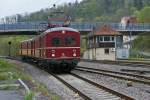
[132, 6, 150, 55]
[0, 36, 29, 56]
[137, 6, 150, 22]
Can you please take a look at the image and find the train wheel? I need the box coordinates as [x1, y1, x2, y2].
[63, 64, 71, 73]
[38, 61, 44, 70]
[21, 57, 25, 61]
[49, 64, 55, 73]
[55, 64, 61, 73]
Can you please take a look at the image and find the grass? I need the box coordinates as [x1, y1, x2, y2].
[0, 59, 60, 100]
[35, 82, 60, 100]
[24, 91, 34, 100]
[0, 60, 20, 80]
[0, 59, 36, 81]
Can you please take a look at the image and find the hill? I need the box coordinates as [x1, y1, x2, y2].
[15, 0, 150, 22]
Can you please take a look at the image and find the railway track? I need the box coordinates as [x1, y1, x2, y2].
[75, 66, 150, 85]
[50, 73, 134, 100]
[77, 66, 150, 80]
[81, 59, 150, 68]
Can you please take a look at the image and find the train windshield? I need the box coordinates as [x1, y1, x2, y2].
[52, 37, 61, 46]
[65, 37, 76, 46]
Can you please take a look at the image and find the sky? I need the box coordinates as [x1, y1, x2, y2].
[0, 0, 82, 18]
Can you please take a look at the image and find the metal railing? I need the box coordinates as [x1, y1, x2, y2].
[0, 22, 48, 32]
[0, 21, 150, 32]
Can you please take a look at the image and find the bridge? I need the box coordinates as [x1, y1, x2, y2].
[0, 21, 150, 35]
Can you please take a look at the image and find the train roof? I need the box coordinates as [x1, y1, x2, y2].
[20, 27, 79, 43]
[44, 27, 79, 34]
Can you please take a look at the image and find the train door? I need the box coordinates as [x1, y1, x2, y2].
[39, 37, 42, 58]
[31, 41, 33, 56]
[33, 40, 35, 56]
[41, 37, 45, 58]
[27, 42, 28, 56]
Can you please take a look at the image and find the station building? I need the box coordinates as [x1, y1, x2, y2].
[83, 25, 126, 60]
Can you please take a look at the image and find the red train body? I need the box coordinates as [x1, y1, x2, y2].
[19, 27, 80, 72]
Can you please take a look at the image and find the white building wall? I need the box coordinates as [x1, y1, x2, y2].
[123, 36, 137, 49]
[83, 48, 116, 60]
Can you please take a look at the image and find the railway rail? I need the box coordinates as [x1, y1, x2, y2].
[49, 73, 91, 100]
[77, 66, 150, 80]
[50, 73, 134, 100]
[75, 66, 150, 85]
[81, 59, 150, 68]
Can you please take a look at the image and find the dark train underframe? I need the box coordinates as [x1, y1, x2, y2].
[21, 56, 79, 73]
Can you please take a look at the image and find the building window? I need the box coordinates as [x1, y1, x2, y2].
[104, 36, 110, 41]
[99, 36, 103, 41]
[111, 36, 115, 41]
[104, 48, 109, 54]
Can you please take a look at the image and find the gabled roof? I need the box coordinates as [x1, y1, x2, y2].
[88, 25, 120, 37]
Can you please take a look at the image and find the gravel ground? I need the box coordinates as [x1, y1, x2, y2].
[78, 61, 150, 77]
[0, 90, 24, 100]
[7, 59, 83, 100]
[72, 70, 150, 100]
[59, 74, 121, 100]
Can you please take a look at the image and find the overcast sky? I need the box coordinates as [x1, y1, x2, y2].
[0, 0, 82, 18]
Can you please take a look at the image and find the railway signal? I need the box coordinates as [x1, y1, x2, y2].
[8, 41, 11, 56]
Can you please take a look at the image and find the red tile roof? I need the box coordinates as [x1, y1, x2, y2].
[94, 25, 120, 36]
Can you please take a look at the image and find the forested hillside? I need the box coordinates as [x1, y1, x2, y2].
[16, 0, 150, 22]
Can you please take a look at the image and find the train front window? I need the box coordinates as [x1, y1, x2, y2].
[52, 38, 61, 46]
[65, 37, 76, 46]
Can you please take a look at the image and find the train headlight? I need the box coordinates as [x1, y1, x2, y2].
[52, 54, 55, 57]
[62, 30, 66, 34]
[73, 53, 76, 57]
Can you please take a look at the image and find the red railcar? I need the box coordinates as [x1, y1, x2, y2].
[19, 27, 80, 72]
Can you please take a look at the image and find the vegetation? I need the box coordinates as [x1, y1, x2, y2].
[13, 0, 150, 22]
[0, 59, 60, 100]
[24, 91, 34, 100]
[132, 35, 150, 52]
[131, 6, 150, 57]
[0, 59, 23, 80]
[136, 6, 150, 23]
[0, 36, 30, 56]
[80, 35, 87, 56]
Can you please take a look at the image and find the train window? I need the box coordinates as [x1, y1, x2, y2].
[65, 37, 76, 46]
[52, 38, 61, 46]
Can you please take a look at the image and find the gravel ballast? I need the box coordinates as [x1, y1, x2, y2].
[72, 70, 150, 100]
[7, 59, 83, 100]
[78, 61, 150, 76]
